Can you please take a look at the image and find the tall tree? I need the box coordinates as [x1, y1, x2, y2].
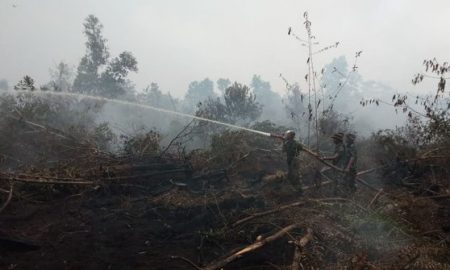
[196, 82, 261, 124]
[183, 78, 215, 112]
[138, 82, 178, 110]
[73, 15, 109, 93]
[48, 62, 73, 92]
[223, 82, 262, 123]
[321, 56, 362, 113]
[14, 75, 35, 91]
[99, 51, 138, 97]
[283, 83, 306, 129]
[250, 74, 283, 121]
[194, 82, 261, 145]
[217, 78, 231, 94]
[73, 15, 137, 98]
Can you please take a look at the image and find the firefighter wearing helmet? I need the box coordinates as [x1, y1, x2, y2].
[343, 133, 357, 193]
[323, 132, 346, 194]
[280, 130, 304, 192]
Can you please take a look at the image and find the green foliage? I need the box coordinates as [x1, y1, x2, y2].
[358, 59, 450, 170]
[196, 97, 228, 123]
[102, 51, 138, 83]
[371, 129, 416, 162]
[83, 14, 110, 68]
[195, 82, 262, 125]
[193, 82, 262, 144]
[282, 82, 306, 128]
[73, 15, 108, 93]
[210, 130, 251, 166]
[137, 82, 178, 110]
[0, 92, 111, 168]
[250, 75, 272, 100]
[224, 82, 262, 123]
[377, 58, 450, 149]
[48, 62, 73, 92]
[208, 121, 290, 167]
[73, 15, 138, 98]
[122, 130, 160, 157]
[14, 75, 36, 91]
[353, 128, 416, 186]
[251, 74, 284, 121]
[319, 109, 353, 136]
[94, 122, 116, 150]
[216, 78, 231, 94]
[251, 120, 290, 134]
[184, 78, 215, 112]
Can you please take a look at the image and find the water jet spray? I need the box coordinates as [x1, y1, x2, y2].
[11, 91, 347, 173]
[19, 91, 272, 137]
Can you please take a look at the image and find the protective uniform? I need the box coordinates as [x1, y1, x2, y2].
[328, 132, 345, 194]
[343, 134, 357, 193]
[330, 133, 346, 168]
[282, 131, 303, 191]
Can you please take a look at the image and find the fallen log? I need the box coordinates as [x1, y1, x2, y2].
[202, 223, 300, 270]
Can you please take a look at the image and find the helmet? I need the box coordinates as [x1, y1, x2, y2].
[284, 130, 295, 139]
[330, 132, 344, 142]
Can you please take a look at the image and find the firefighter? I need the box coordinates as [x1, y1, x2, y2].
[323, 132, 345, 167]
[322, 132, 346, 194]
[274, 130, 304, 192]
[343, 133, 357, 193]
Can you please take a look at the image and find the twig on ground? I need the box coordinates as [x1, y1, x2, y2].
[160, 120, 195, 157]
[1, 177, 93, 185]
[232, 201, 307, 228]
[357, 165, 389, 176]
[368, 188, 384, 208]
[232, 198, 356, 228]
[169, 255, 202, 270]
[203, 223, 300, 270]
[0, 181, 14, 214]
[291, 228, 313, 270]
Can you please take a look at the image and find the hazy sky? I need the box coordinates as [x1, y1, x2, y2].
[1, 0, 449, 97]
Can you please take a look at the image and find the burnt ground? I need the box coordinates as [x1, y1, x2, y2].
[1, 153, 450, 270]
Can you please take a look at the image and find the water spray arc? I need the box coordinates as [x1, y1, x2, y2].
[14, 90, 358, 176]
[27, 90, 272, 137]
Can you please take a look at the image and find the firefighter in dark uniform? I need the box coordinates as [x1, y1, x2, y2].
[281, 130, 303, 192]
[323, 132, 345, 167]
[343, 133, 357, 193]
[323, 132, 345, 194]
